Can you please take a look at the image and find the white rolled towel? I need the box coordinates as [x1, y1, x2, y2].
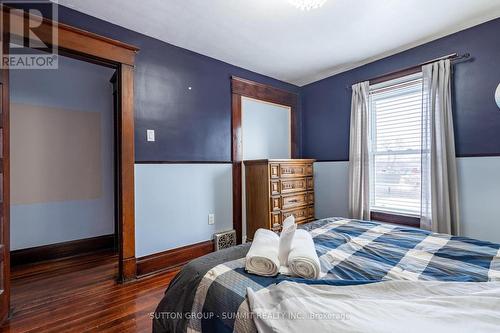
[278, 215, 296, 267]
[245, 228, 280, 277]
[288, 229, 321, 279]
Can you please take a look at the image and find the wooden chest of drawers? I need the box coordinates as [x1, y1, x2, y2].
[244, 159, 316, 240]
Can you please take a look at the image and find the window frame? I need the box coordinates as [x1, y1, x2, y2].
[368, 72, 424, 227]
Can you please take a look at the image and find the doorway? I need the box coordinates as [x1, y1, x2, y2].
[0, 7, 138, 322]
[230, 77, 299, 243]
[240, 97, 292, 241]
[9, 51, 118, 264]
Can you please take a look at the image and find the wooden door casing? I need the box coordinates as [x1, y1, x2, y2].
[231, 77, 299, 244]
[0, 24, 10, 322]
[0, 6, 139, 323]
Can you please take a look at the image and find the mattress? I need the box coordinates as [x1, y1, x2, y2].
[153, 217, 500, 333]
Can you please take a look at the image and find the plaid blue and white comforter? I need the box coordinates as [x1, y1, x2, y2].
[186, 217, 500, 333]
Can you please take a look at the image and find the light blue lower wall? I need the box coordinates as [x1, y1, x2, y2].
[11, 199, 114, 250]
[134, 163, 233, 257]
[313, 157, 500, 244]
[313, 161, 349, 219]
[457, 157, 500, 243]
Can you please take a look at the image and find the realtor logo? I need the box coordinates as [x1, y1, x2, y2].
[0, 1, 58, 69]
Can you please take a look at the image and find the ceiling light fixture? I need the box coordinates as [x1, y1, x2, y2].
[288, 0, 327, 11]
[495, 83, 500, 109]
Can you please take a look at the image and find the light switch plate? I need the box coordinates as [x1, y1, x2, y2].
[208, 214, 215, 225]
[147, 129, 155, 142]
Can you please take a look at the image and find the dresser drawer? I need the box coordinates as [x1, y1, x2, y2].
[281, 205, 313, 223]
[270, 212, 282, 231]
[279, 163, 313, 178]
[307, 191, 315, 204]
[306, 177, 314, 190]
[270, 180, 280, 196]
[281, 192, 308, 210]
[270, 163, 280, 179]
[307, 206, 315, 220]
[270, 196, 281, 211]
[281, 178, 307, 194]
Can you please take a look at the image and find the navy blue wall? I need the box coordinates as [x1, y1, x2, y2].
[301, 18, 500, 161]
[12, 3, 500, 162]
[26, 4, 301, 162]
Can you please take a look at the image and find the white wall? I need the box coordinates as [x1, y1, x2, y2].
[241, 97, 291, 240]
[313, 157, 500, 244]
[134, 163, 233, 257]
[10, 55, 115, 250]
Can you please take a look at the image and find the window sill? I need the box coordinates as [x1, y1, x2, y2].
[370, 210, 420, 228]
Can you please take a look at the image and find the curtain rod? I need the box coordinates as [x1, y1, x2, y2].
[346, 52, 471, 89]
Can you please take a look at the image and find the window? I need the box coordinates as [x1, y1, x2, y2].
[369, 73, 423, 217]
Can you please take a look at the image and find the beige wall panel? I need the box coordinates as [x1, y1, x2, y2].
[11, 103, 102, 204]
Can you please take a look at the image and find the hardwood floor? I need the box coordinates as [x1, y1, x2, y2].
[1, 250, 179, 333]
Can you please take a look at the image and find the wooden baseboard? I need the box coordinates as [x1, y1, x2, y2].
[11, 234, 116, 266]
[136, 240, 214, 277]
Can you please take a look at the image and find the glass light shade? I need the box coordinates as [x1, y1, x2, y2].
[495, 83, 500, 108]
[288, 0, 327, 11]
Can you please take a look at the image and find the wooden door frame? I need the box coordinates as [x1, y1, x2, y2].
[1, 7, 139, 291]
[1, 22, 10, 323]
[231, 77, 299, 244]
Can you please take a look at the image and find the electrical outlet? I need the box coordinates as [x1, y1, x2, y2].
[208, 213, 215, 225]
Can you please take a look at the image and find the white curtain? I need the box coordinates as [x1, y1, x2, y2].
[421, 59, 460, 234]
[348, 81, 370, 220]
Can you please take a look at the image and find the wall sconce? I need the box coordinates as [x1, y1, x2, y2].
[496, 83, 500, 109]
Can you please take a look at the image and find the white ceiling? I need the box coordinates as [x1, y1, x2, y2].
[56, 0, 500, 86]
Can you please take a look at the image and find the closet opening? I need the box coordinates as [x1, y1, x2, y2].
[8, 46, 120, 278]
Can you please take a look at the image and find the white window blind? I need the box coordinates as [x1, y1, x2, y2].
[369, 73, 423, 216]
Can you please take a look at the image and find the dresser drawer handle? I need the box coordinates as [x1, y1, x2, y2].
[282, 167, 305, 174]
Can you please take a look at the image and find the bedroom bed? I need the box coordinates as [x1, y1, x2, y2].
[152, 217, 500, 333]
